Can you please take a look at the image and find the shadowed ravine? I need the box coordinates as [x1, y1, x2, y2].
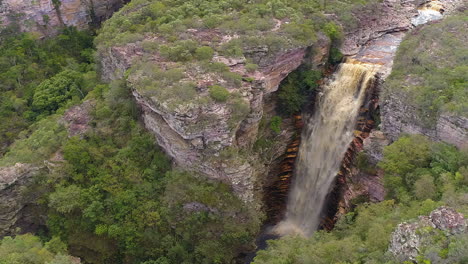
[273, 59, 379, 236]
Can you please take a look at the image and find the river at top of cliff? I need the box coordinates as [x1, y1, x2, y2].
[412, 0, 445, 26]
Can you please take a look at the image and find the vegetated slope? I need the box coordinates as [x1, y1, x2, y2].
[382, 11, 468, 146]
[0, 27, 97, 156]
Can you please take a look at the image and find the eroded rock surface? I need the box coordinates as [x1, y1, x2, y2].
[0, 163, 46, 236]
[0, 0, 125, 34]
[382, 90, 468, 149]
[60, 100, 95, 137]
[389, 207, 467, 262]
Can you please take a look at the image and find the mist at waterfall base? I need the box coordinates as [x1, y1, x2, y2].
[274, 60, 378, 237]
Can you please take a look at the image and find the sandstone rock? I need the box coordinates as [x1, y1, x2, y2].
[60, 100, 95, 137]
[382, 90, 468, 149]
[183, 202, 218, 214]
[389, 207, 467, 262]
[0, 163, 46, 237]
[0, 0, 125, 34]
[100, 31, 331, 203]
[363, 130, 390, 165]
[430, 207, 467, 234]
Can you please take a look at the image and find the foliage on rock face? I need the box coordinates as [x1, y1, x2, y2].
[254, 135, 468, 264]
[209, 85, 230, 102]
[384, 13, 468, 125]
[0, 234, 75, 264]
[277, 67, 322, 114]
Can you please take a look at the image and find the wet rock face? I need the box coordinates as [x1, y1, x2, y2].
[0, 163, 46, 237]
[0, 0, 125, 34]
[389, 207, 467, 262]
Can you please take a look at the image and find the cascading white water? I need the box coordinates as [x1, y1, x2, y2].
[274, 59, 378, 237]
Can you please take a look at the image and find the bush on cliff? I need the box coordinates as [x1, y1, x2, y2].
[277, 67, 322, 115]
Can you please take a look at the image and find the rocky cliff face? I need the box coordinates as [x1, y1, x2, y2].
[0, 0, 125, 34]
[0, 163, 46, 236]
[0, 101, 93, 237]
[380, 0, 467, 149]
[102, 35, 330, 203]
[382, 91, 468, 149]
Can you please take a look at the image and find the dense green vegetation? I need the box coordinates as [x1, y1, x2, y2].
[0, 26, 97, 155]
[254, 135, 468, 264]
[384, 13, 468, 125]
[277, 67, 322, 114]
[0, 25, 260, 264]
[0, 234, 75, 264]
[42, 82, 261, 264]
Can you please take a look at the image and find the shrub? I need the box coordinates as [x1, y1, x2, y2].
[32, 70, 84, 114]
[195, 46, 215, 60]
[209, 85, 230, 102]
[245, 63, 259, 73]
[269, 116, 282, 134]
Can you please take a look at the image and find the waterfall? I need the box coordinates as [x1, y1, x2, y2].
[274, 59, 378, 237]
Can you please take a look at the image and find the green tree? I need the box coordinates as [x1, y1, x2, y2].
[32, 70, 84, 114]
[414, 174, 437, 200]
[0, 234, 74, 264]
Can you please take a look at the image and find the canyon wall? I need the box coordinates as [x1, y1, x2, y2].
[98, 0, 457, 205]
[0, 0, 125, 34]
[101, 34, 331, 203]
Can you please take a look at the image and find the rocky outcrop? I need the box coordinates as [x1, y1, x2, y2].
[382, 92, 468, 149]
[380, 0, 467, 149]
[389, 207, 467, 262]
[0, 163, 47, 237]
[340, 0, 418, 56]
[60, 100, 95, 137]
[0, 0, 125, 34]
